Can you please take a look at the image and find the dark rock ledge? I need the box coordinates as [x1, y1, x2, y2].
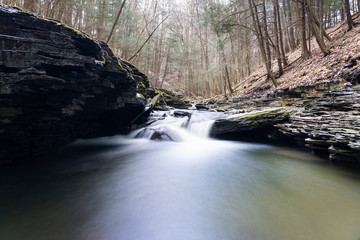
[0, 5, 148, 164]
[210, 108, 289, 136]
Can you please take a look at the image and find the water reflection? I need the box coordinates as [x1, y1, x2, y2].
[0, 136, 360, 240]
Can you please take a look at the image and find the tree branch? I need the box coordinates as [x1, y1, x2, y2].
[106, 0, 127, 44]
[128, 14, 170, 62]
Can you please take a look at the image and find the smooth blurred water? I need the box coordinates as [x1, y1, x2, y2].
[1, 112, 360, 240]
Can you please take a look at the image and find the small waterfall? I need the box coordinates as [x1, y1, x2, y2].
[187, 120, 215, 138]
[131, 128, 156, 139]
[131, 110, 224, 141]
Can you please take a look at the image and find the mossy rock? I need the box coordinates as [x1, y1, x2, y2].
[146, 88, 186, 110]
[211, 108, 289, 135]
[141, 87, 157, 100]
[161, 93, 188, 109]
[121, 60, 149, 88]
[156, 88, 173, 96]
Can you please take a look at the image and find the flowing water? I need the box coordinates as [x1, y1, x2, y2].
[1, 111, 360, 240]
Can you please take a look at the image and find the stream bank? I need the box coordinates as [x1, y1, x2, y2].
[203, 80, 360, 164]
[1, 4, 359, 165]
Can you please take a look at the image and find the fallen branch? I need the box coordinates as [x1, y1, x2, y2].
[130, 94, 161, 125]
[283, 56, 301, 70]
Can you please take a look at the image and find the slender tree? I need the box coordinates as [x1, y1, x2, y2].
[272, 0, 283, 75]
[3, 0, 354, 97]
[275, 0, 287, 67]
[304, 0, 330, 56]
[284, 0, 296, 50]
[107, 0, 127, 44]
[248, 0, 278, 86]
[294, 0, 310, 60]
[23, 0, 37, 12]
[345, 0, 354, 31]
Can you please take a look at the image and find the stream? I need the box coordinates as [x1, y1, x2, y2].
[1, 110, 360, 240]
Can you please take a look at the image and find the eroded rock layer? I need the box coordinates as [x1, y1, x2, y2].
[0, 5, 147, 163]
[209, 81, 360, 164]
[276, 86, 360, 164]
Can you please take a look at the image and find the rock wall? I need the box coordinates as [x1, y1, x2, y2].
[0, 5, 148, 164]
[276, 85, 360, 164]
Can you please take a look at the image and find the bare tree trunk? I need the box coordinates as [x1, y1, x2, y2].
[63, 0, 74, 26]
[217, 33, 233, 95]
[319, 0, 324, 38]
[262, 0, 272, 72]
[97, 0, 106, 41]
[304, 0, 330, 56]
[285, 0, 296, 50]
[272, 0, 283, 75]
[345, 0, 354, 31]
[160, 44, 171, 89]
[248, 0, 278, 86]
[107, 0, 127, 44]
[309, 3, 332, 41]
[152, 21, 165, 87]
[295, 0, 310, 60]
[128, 15, 170, 62]
[340, 5, 345, 22]
[308, 17, 311, 53]
[274, 0, 287, 66]
[24, 0, 37, 13]
[245, 28, 251, 76]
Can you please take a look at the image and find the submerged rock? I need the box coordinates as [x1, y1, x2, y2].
[173, 110, 192, 118]
[0, 5, 147, 163]
[149, 128, 176, 141]
[195, 104, 209, 111]
[134, 125, 185, 142]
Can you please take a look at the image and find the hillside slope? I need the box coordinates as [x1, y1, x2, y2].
[233, 13, 360, 98]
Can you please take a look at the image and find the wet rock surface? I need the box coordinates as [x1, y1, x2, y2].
[211, 108, 289, 136]
[209, 80, 360, 164]
[195, 104, 209, 111]
[173, 110, 192, 118]
[276, 86, 360, 164]
[152, 89, 188, 110]
[0, 6, 147, 163]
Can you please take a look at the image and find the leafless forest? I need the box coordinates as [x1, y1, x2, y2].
[2, 0, 359, 97]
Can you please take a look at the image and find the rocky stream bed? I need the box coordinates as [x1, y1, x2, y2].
[1, 4, 359, 166]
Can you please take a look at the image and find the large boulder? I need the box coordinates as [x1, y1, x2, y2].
[0, 5, 147, 163]
[210, 108, 289, 136]
[153, 88, 188, 110]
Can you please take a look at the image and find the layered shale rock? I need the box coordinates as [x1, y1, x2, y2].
[277, 86, 360, 164]
[0, 5, 148, 163]
[210, 80, 360, 164]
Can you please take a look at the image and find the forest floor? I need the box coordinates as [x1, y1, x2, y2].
[230, 13, 360, 99]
